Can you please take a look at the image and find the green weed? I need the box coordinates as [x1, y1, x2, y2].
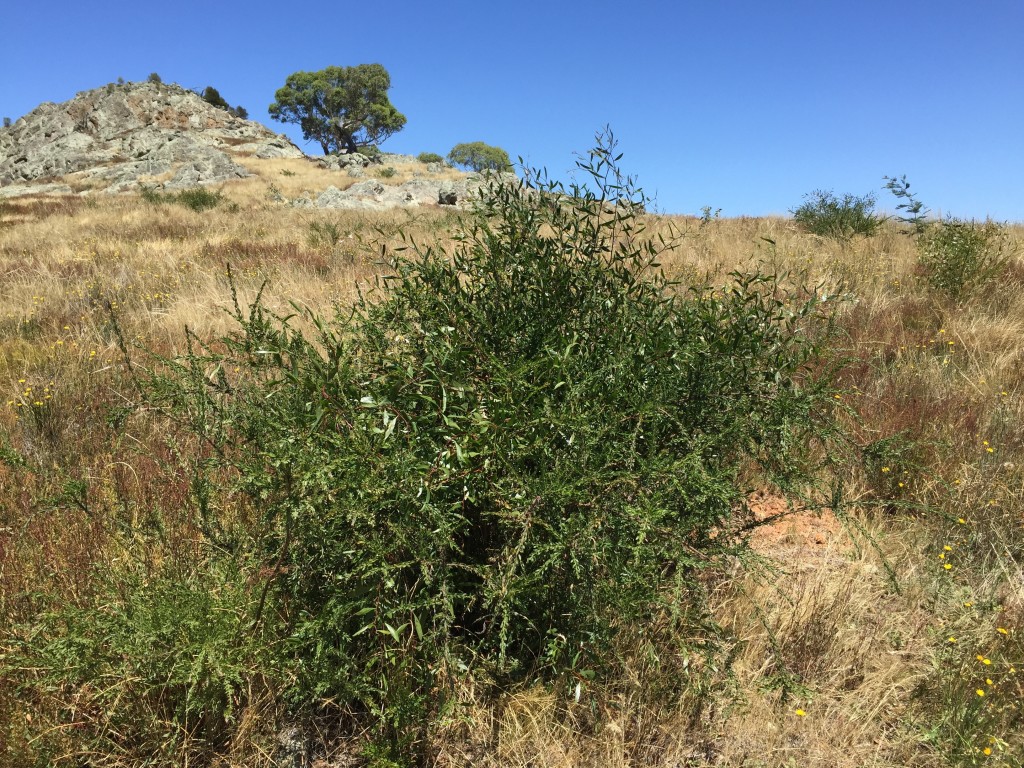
[792, 189, 883, 240]
[918, 218, 1012, 302]
[134, 131, 844, 761]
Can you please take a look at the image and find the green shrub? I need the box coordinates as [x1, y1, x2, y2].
[201, 86, 230, 110]
[138, 186, 224, 211]
[147, 72, 162, 84]
[376, 166, 397, 178]
[792, 189, 883, 240]
[200, 86, 247, 118]
[307, 218, 344, 248]
[177, 188, 224, 211]
[447, 141, 512, 172]
[127, 133, 843, 761]
[416, 152, 444, 165]
[917, 218, 1011, 301]
[5, 556, 269, 765]
[356, 144, 382, 159]
[139, 184, 164, 205]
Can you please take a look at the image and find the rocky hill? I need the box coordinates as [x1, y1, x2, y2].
[0, 81, 303, 195]
[0, 80, 513, 210]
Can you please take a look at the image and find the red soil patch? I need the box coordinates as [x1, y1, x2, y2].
[745, 491, 845, 564]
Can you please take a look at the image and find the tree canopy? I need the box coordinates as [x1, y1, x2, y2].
[447, 142, 513, 172]
[268, 64, 406, 155]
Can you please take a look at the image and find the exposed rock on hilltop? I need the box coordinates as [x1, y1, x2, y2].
[0, 81, 303, 194]
[288, 169, 517, 211]
[0, 80, 518, 210]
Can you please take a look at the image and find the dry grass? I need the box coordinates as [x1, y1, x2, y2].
[1, 161, 1023, 767]
[228, 153, 468, 204]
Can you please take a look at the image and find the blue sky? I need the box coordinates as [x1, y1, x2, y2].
[2, 0, 1022, 220]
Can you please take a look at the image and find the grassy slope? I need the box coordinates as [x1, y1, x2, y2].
[1, 157, 1022, 767]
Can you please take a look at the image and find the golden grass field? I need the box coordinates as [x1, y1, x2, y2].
[1, 156, 1022, 767]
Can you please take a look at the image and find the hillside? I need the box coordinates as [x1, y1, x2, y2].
[0, 81, 485, 209]
[0, 101, 1022, 768]
[0, 81, 302, 194]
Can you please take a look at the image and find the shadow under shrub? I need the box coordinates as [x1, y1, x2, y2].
[6, 135, 846, 765]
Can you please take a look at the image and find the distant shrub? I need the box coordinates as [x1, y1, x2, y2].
[201, 86, 230, 110]
[918, 218, 1012, 301]
[792, 190, 883, 240]
[447, 141, 512, 172]
[138, 185, 164, 205]
[201, 87, 247, 120]
[416, 152, 444, 165]
[147, 72, 162, 84]
[3, 116, 11, 129]
[139, 185, 225, 212]
[307, 219, 344, 249]
[174, 187, 223, 211]
[376, 166, 397, 178]
[356, 144, 382, 160]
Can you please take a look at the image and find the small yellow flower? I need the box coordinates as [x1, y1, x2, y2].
[983, 658, 992, 666]
[976, 689, 985, 697]
[943, 564, 952, 570]
[958, 518, 967, 524]
[983, 747, 992, 756]
[794, 709, 806, 717]
[944, 545, 952, 551]
[997, 627, 1008, 635]
[881, 466, 891, 473]
[948, 636, 957, 643]
[964, 602, 973, 607]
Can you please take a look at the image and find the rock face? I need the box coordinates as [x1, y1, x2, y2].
[0, 81, 304, 192]
[302, 173, 518, 211]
